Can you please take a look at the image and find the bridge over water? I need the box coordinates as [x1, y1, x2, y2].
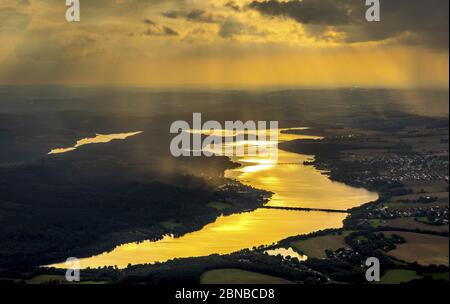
[260, 206, 349, 214]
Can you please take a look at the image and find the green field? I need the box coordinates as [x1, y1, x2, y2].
[25, 274, 110, 284]
[368, 219, 386, 228]
[26, 275, 67, 284]
[427, 272, 449, 281]
[290, 232, 351, 259]
[200, 269, 294, 284]
[379, 270, 422, 284]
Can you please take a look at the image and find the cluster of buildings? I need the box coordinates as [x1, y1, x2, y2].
[364, 204, 449, 225]
[361, 154, 449, 183]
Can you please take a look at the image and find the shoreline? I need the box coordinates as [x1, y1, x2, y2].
[5, 118, 448, 284]
[47, 127, 375, 269]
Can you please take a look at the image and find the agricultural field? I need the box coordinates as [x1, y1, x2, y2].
[392, 192, 449, 203]
[26, 275, 67, 284]
[385, 231, 449, 266]
[368, 219, 386, 229]
[388, 192, 449, 210]
[400, 134, 449, 154]
[290, 232, 351, 259]
[381, 217, 449, 233]
[379, 269, 422, 284]
[425, 272, 449, 281]
[200, 269, 294, 284]
[383, 201, 448, 210]
[24, 275, 109, 285]
[402, 181, 449, 195]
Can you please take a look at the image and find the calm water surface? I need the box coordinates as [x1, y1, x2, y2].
[48, 131, 143, 154]
[50, 129, 377, 269]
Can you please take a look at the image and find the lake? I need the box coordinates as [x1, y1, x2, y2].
[49, 128, 378, 269]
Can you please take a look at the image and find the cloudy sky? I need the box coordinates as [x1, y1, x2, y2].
[0, 0, 448, 88]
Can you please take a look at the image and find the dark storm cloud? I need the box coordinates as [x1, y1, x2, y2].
[248, 0, 449, 49]
[219, 18, 244, 38]
[186, 9, 217, 23]
[219, 17, 266, 38]
[249, 0, 357, 25]
[142, 22, 179, 36]
[141, 18, 179, 37]
[144, 18, 157, 25]
[225, 1, 241, 12]
[162, 9, 223, 23]
[162, 26, 179, 36]
[162, 10, 179, 19]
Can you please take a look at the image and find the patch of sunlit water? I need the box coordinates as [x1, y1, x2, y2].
[48, 131, 143, 154]
[48, 128, 378, 269]
[49, 210, 342, 269]
[265, 247, 308, 261]
[220, 129, 377, 209]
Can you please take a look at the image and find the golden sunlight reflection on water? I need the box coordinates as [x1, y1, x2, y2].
[49, 128, 377, 269]
[48, 131, 143, 154]
[265, 247, 308, 261]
